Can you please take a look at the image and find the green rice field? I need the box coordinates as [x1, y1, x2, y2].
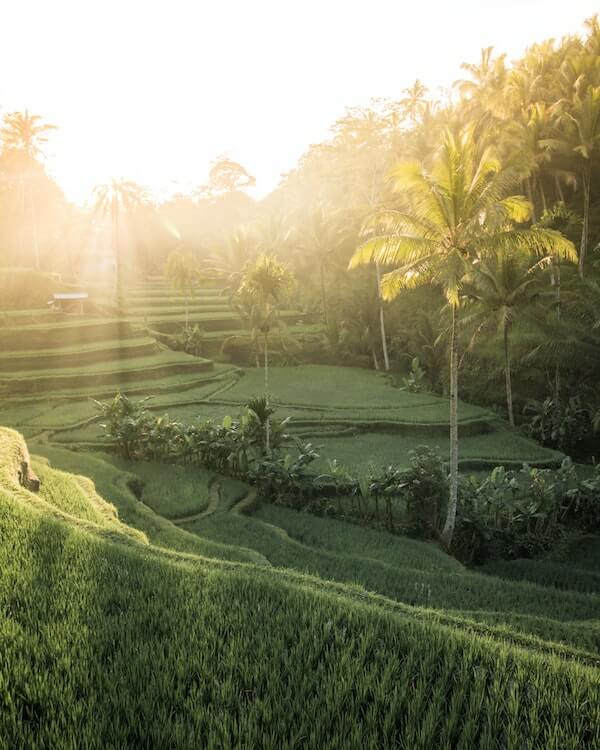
[1, 278, 598, 748]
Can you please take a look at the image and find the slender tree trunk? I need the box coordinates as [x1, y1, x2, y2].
[19, 179, 26, 263]
[185, 297, 189, 328]
[539, 180, 547, 214]
[579, 163, 591, 278]
[29, 183, 40, 270]
[375, 261, 390, 370]
[526, 177, 537, 224]
[555, 174, 565, 204]
[441, 304, 459, 548]
[113, 201, 122, 308]
[504, 322, 514, 427]
[372, 348, 380, 370]
[553, 255, 561, 409]
[319, 261, 329, 330]
[264, 332, 270, 452]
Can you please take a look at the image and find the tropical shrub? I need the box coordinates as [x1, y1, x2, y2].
[221, 334, 258, 366]
[93, 393, 154, 460]
[95, 393, 599, 563]
[524, 396, 593, 454]
[170, 324, 205, 356]
[398, 357, 427, 393]
[252, 441, 321, 505]
[456, 460, 581, 562]
[564, 463, 600, 532]
[401, 446, 448, 536]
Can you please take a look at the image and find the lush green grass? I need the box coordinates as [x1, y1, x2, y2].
[312, 431, 563, 471]
[0, 319, 137, 350]
[482, 557, 600, 595]
[0, 366, 238, 424]
[0, 337, 159, 371]
[0, 362, 559, 470]
[1, 428, 599, 748]
[0, 351, 212, 396]
[220, 365, 488, 419]
[0, 286, 595, 746]
[189, 503, 600, 654]
[32, 444, 267, 566]
[128, 303, 232, 315]
[1, 350, 211, 381]
[33, 459, 120, 527]
[106, 458, 217, 519]
[143, 310, 304, 334]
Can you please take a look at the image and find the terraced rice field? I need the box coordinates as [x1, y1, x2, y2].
[28, 433, 600, 660]
[124, 277, 309, 336]
[1, 427, 594, 749]
[0, 274, 598, 749]
[0, 277, 562, 475]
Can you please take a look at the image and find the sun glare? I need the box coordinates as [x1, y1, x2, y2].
[1, 1, 598, 205]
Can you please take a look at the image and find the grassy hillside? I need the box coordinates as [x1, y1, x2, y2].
[32, 444, 600, 658]
[1, 427, 599, 748]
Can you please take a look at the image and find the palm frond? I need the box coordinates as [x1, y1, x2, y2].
[349, 235, 437, 269]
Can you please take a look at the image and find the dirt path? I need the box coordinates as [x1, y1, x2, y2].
[231, 488, 257, 515]
[172, 481, 221, 525]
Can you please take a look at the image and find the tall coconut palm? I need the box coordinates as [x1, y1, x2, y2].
[93, 179, 149, 305]
[545, 83, 600, 277]
[165, 249, 201, 327]
[399, 79, 429, 124]
[237, 254, 294, 451]
[211, 225, 259, 285]
[505, 103, 554, 220]
[295, 206, 350, 331]
[349, 123, 576, 547]
[462, 252, 549, 427]
[0, 110, 56, 269]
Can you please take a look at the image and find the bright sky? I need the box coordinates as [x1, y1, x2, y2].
[1, 1, 597, 205]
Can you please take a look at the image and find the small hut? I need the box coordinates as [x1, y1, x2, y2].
[48, 292, 89, 314]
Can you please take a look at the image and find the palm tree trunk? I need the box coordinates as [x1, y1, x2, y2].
[441, 304, 459, 548]
[264, 333, 270, 452]
[319, 261, 329, 330]
[504, 322, 514, 427]
[372, 348, 380, 370]
[19, 179, 26, 263]
[539, 180, 547, 214]
[113, 201, 122, 308]
[553, 255, 561, 409]
[526, 177, 537, 224]
[375, 261, 390, 370]
[29, 182, 40, 270]
[579, 163, 591, 278]
[555, 174, 565, 204]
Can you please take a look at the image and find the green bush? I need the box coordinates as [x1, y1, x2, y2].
[525, 396, 594, 455]
[169, 324, 205, 356]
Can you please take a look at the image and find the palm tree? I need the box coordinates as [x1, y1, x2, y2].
[455, 47, 507, 119]
[505, 103, 554, 221]
[237, 255, 294, 451]
[165, 249, 201, 327]
[0, 110, 56, 269]
[94, 179, 149, 305]
[545, 83, 600, 277]
[399, 80, 428, 124]
[211, 225, 259, 284]
[295, 206, 349, 331]
[349, 123, 576, 547]
[462, 252, 549, 426]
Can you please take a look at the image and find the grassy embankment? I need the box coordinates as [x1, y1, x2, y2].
[1, 426, 599, 748]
